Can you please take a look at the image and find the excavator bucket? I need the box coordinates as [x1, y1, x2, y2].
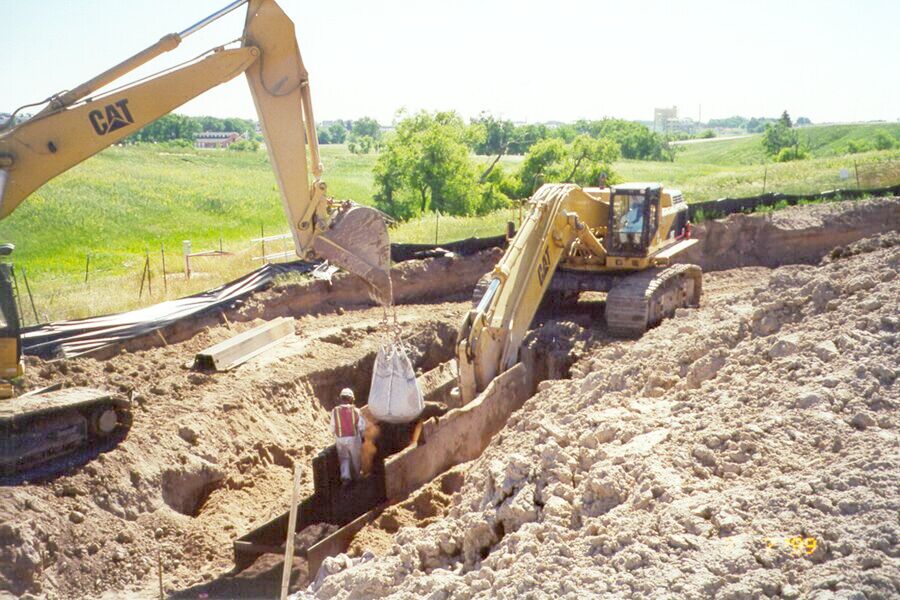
[314, 205, 393, 305]
[243, 0, 392, 305]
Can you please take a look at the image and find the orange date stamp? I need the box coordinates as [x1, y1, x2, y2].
[763, 536, 817, 556]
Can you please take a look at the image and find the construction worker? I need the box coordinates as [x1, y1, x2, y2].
[331, 388, 366, 484]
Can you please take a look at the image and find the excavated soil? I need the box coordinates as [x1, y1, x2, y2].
[305, 231, 899, 599]
[0, 198, 897, 599]
[0, 302, 467, 599]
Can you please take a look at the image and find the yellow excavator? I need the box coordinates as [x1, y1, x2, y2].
[457, 182, 701, 402]
[0, 0, 392, 475]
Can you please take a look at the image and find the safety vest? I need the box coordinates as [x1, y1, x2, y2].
[333, 405, 359, 438]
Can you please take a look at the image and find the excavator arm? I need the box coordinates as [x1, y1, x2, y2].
[0, 0, 391, 302]
[457, 183, 607, 402]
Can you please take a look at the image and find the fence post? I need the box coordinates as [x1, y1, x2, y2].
[160, 244, 168, 293]
[762, 165, 768, 195]
[183, 240, 192, 279]
[84, 253, 91, 284]
[854, 161, 861, 190]
[434, 211, 440, 245]
[146, 250, 152, 296]
[139, 258, 148, 299]
[260, 224, 266, 264]
[21, 266, 39, 324]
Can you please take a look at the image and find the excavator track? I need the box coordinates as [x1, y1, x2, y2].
[0, 387, 132, 478]
[605, 264, 702, 338]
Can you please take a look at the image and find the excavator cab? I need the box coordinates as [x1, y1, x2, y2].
[608, 183, 661, 257]
[0, 245, 23, 396]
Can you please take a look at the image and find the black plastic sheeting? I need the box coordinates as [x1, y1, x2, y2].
[21, 261, 318, 359]
[21, 235, 511, 359]
[687, 184, 900, 221]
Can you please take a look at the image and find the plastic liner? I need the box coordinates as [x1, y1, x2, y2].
[21, 261, 316, 359]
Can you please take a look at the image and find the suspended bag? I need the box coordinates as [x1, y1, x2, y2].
[367, 341, 424, 424]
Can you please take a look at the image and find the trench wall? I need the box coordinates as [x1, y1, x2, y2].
[682, 197, 898, 271]
[384, 363, 530, 501]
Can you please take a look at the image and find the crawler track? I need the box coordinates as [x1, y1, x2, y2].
[605, 264, 702, 337]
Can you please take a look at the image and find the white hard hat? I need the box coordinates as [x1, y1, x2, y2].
[340, 388, 355, 400]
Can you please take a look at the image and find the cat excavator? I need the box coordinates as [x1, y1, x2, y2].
[457, 182, 702, 402]
[0, 0, 392, 475]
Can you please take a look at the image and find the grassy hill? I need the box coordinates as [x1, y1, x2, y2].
[677, 122, 900, 165]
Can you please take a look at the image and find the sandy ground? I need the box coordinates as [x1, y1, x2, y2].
[0, 301, 467, 599]
[0, 199, 897, 599]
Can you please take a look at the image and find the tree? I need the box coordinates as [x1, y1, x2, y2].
[796, 116, 812, 126]
[373, 110, 508, 219]
[351, 117, 381, 140]
[126, 113, 200, 143]
[779, 110, 793, 128]
[873, 131, 895, 150]
[327, 122, 347, 144]
[347, 117, 381, 154]
[708, 116, 747, 129]
[512, 135, 620, 197]
[746, 117, 775, 133]
[762, 121, 799, 157]
[469, 113, 515, 155]
[508, 123, 549, 154]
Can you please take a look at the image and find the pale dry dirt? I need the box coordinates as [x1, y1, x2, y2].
[306, 233, 899, 599]
[0, 199, 897, 600]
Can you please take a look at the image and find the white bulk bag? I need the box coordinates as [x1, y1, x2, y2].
[368, 342, 424, 424]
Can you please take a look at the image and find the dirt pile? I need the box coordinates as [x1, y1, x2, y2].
[0, 302, 467, 599]
[308, 233, 898, 599]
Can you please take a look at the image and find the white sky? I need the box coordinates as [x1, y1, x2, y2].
[3, 0, 898, 124]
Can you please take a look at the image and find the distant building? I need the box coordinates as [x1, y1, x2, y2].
[194, 131, 244, 149]
[653, 107, 678, 133]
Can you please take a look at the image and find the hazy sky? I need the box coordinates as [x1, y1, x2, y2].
[3, 0, 898, 124]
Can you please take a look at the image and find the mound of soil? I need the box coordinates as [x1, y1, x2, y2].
[308, 232, 898, 599]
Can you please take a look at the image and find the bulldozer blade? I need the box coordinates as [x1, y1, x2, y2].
[313, 205, 392, 305]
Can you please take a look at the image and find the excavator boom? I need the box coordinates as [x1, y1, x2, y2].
[0, 0, 391, 303]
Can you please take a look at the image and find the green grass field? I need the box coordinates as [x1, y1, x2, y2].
[1, 124, 897, 321]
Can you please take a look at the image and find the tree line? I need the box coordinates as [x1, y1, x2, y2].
[369, 111, 667, 220]
[125, 114, 259, 144]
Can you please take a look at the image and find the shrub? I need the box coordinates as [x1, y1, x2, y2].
[228, 139, 260, 152]
[762, 122, 798, 156]
[774, 146, 809, 162]
[873, 131, 894, 151]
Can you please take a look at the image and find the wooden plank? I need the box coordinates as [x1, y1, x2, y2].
[306, 505, 386, 578]
[280, 466, 301, 600]
[194, 317, 293, 371]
